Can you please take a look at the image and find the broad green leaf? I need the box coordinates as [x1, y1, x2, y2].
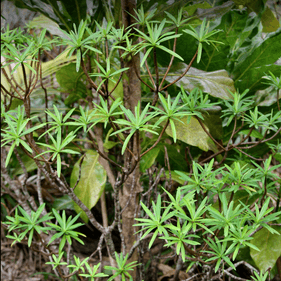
[142, 0, 193, 22]
[156, 143, 188, 171]
[156, 15, 229, 72]
[232, 0, 280, 33]
[194, 1, 234, 21]
[140, 147, 160, 173]
[52, 195, 75, 211]
[42, 49, 76, 77]
[239, 129, 263, 140]
[217, 10, 261, 51]
[162, 116, 218, 152]
[9, 99, 24, 111]
[273, 153, 281, 164]
[103, 141, 118, 150]
[184, 1, 212, 17]
[151, 0, 232, 27]
[201, 107, 223, 139]
[70, 150, 107, 223]
[59, 0, 87, 30]
[233, 29, 281, 93]
[238, 64, 281, 94]
[56, 63, 87, 105]
[164, 64, 234, 100]
[250, 226, 281, 273]
[108, 78, 124, 100]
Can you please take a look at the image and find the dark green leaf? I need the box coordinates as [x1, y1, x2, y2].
[156, 143, 188, 171]
[52, 195, 75, 211]
[233, 29, 281, 93]
[140, 147, 160, 173]
[56, 63, 87, 105]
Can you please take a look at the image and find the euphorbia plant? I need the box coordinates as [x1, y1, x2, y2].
[1, 1, 281, 281]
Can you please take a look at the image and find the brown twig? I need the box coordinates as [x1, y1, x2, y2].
[80, 53, 105, 97]
[140, 120, 169, 158]
[160, 49, 198, 91]
[159, 28, 178, 91]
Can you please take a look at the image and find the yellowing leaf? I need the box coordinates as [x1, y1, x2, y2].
[1, 50, 75, 97]
[261, 6, 280, 33]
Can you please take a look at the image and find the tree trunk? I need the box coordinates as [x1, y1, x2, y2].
[120, 0, 142, 280]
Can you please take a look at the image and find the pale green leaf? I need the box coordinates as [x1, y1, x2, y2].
[70, 150, 107, 223]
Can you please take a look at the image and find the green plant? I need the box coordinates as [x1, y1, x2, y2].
[251, 271, 269, 281]
[104, 252, 139, 281]
[1, 106, 44, 166]
[79, 262, 108, 280]
[183, 18, 223, 63]
[1, 1, 281, 281]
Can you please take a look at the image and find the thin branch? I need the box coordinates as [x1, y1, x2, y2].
[88, 129, 125, 170]
[183, 273, 205, 281]
[164, 145, 172, 191]
[132, 58, 154, 91]
[223, 270, 249, 281]
[1, 66, 24, 99]
[21, 62, 28, 92]
[235, 147, 263, 161]
[153, 47, 159, 91]
[238, 126, 281, 149]
[143, 46, 156, 89]
[36, 169, 47, 216]
[25, 59, 40, 100]
[1, 84, 22, 100]
[159, 28, 178, 90]
[72, 153, 86, 190]
[160, 49, 198, 91]
[109, 72, 123, 97]
[80, 53, 105, 97]
[196, 117, 225, 151]
[141, 120, 169, 157]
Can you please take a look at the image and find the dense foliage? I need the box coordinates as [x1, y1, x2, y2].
[1, 0, 281, 280]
